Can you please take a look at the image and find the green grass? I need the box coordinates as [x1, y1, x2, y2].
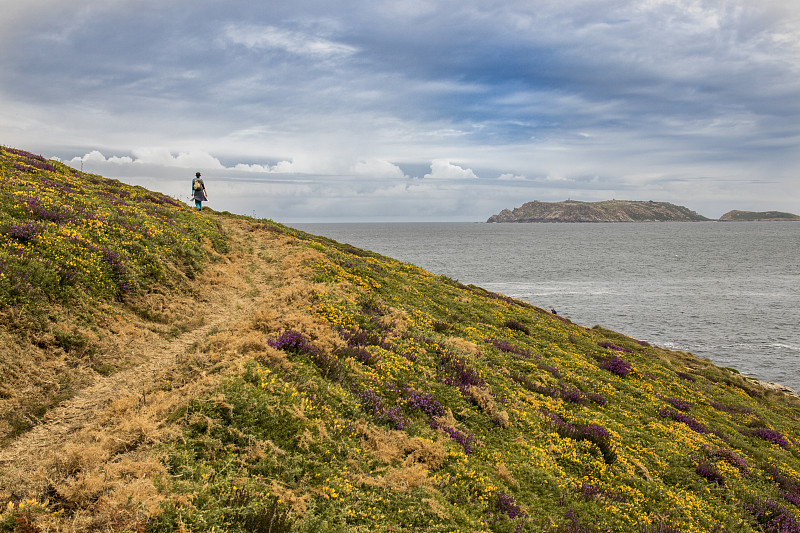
[0, 145, 228, 447]
[2, 146, 800, 532]
[143, 233, 800, 532]
[0, 145, 226, 314]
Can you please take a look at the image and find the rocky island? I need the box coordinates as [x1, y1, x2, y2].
[719, 210, 800, 221]
[487, 199, 710, 223]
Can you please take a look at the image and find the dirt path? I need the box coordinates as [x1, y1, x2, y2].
[0, 280, 251, 465]
[0, 217, 314, 518]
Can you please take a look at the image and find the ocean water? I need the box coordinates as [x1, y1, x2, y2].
[295, 221, 800, 392]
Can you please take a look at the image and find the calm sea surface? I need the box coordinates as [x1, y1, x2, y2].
[295, 222, 800, 392]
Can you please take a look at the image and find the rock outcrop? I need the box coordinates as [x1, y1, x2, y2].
[719, 210, 800, 221]
[487, 200, 710, 223]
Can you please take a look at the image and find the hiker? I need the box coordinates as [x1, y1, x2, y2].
[191, 172, 207, 211]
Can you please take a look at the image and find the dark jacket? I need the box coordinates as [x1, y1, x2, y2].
[192, 178, 206, 202]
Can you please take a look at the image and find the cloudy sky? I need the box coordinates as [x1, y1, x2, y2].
[2, 0, 799, 221]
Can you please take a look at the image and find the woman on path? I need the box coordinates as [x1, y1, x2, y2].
[191, 172, 207, 211]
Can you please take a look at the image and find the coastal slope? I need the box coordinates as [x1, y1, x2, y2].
[2, 146, 800, 533]
[487, 200, 710, 222]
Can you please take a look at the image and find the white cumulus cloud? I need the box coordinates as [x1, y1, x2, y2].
[423, 160, 479, 180]
[130, 148, 225, 169]
[351, 159, 408, 179]
[69, 148, 224, 169]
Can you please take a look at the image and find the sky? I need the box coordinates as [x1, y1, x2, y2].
[1, 0, 799, 222]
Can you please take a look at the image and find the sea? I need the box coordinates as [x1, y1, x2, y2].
[295, 221, 800, 393]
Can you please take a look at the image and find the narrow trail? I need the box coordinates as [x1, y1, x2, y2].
[0, 217, 303, 504]
[0, 287, 249, 466]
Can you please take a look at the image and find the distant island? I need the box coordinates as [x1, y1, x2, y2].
[487, 200, 800, 223]
[487, 200, 710, 223]
[719, 210, 800, 221]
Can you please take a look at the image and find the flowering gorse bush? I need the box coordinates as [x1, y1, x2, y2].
[24, 169, 794, 533]
[510, 371, 559, 398]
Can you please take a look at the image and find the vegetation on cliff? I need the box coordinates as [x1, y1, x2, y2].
[487, 200, 711, 223]
[2, 146, 800, 533]
[719, 211, 800, 222]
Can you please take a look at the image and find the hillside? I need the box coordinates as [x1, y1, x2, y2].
[719, 210, 800, 222]
[487, 200, 710, 223]
[3, 145, 800, 533]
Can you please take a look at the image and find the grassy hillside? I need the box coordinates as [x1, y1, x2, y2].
[2, 146, 800, 533]
[0, 146, 227, 441]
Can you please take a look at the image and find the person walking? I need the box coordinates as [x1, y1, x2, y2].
[191, 172, 207, 211]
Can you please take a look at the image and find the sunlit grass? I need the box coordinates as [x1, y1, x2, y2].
[2, 145, 800, 532]
[0, 146, 226, 311]
[140, 224, 800, 532]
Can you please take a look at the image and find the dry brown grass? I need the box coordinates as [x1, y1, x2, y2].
[497, 462, 519, 487]
[446, 337, 481, 357]
[362, 426, 448, 471]
[377, 309, 410, 333]
[353, 426, 448, 494]
[467, 385, 510, 428]
[0, 217, 329, 531]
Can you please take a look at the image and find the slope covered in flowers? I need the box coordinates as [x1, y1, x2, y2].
[0, 145, 226, 441]
[142, 228, 800, 532]
[0, 146, 225, 308]
[2, 146, 800, 532]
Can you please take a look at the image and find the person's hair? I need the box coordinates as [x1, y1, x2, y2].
[196, 172, 201, 177]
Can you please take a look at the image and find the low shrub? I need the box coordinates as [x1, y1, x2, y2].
[501, 319, 530, 335]
[599, 357, 633, 377]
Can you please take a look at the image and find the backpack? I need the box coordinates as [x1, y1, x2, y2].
[193, 178, 202, 191]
